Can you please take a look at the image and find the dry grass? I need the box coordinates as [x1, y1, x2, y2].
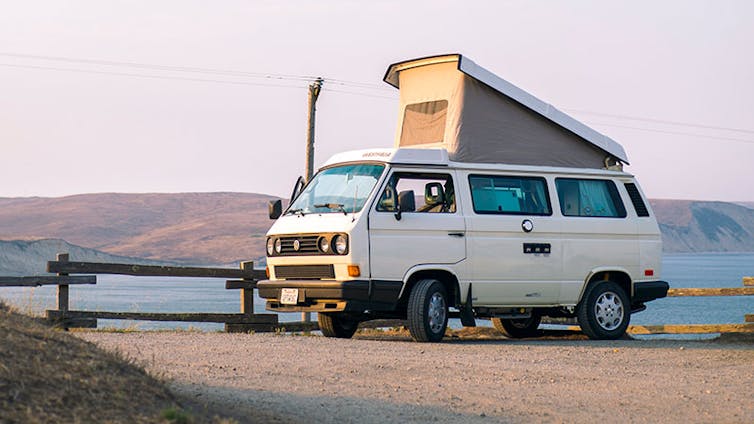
[0, 301, 226, 423]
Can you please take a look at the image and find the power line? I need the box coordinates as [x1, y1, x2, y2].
[0, 51, 317, 82]
[0, 52, 395, 92]
[323, 77, 393, 91]
[2, 51, 750, 141]
[0, 62, 309, 89]
[586, 121, 754, 145]
[0, 61, 398, 99]
[567, 108, 754, 135]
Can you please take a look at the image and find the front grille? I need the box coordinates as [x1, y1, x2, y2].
[274, 265, 335, 280]
[279, 235, 320, 255]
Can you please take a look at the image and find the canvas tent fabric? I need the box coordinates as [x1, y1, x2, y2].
[383, 54, 629, 169]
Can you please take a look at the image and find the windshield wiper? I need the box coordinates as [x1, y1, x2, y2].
[314, 203, 347, 215]
[285, 208, 305, 216]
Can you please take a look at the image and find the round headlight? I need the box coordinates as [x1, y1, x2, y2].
[334, 235, 347, 255]
[318, 237, 330, 253]
[274, 238, 282, 254]
[266, 237, 274, 256]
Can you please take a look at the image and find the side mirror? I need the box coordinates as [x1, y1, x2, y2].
[395, 190, 415, 221]
[269, 199, 282, 220]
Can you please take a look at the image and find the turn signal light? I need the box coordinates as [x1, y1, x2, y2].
[266, 266, 270, 278]
[347, 265, 361, 277]
[644, 269, 654, 276]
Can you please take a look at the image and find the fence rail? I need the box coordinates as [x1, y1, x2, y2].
[1, 253, 752, 336]
[666, 287, 754, 297]
[47, 260, 266, 280]
[0, 275, 96, 287]
[628, 324, 754, 335]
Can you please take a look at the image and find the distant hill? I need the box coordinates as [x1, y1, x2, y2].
[650, 200, 754, 253]
[0, 239, 175, 276]
[1, 193, 754, 270]
[0, 193, 278, 265]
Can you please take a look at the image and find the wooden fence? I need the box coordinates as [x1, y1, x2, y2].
[1, 252, 752, 335]
[625, 276, 754, 335]
[1, 253, 283, 332]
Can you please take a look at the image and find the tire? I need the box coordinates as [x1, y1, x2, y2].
[491, 313, 542, 339]
[318, 312, 359, 339]
[407, 279, 448, 343]
[577, 281, 630, 340]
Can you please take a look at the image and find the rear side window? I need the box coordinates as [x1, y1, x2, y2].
[469, 175, 551, 215]
[624, 183, 650, 217]
[555, 178, 626, 218]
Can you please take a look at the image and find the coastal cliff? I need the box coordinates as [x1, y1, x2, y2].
[0, 194, 753, 271]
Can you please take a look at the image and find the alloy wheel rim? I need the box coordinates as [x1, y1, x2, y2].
[594, 291, 624, 331]
[428, 292, 447, 333]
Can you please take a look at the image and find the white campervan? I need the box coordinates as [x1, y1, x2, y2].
[258, 55, 669, 342]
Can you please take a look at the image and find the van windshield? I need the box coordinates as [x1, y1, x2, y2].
[287, 163, 385, 215]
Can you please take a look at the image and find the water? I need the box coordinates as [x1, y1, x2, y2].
[632, 253, 754, 326]
[1, 253, 752, 332]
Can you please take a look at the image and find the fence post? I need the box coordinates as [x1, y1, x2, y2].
[56, 253, 70, 312]
[240, 261, 254, 316]
[55, 253, 70, 329]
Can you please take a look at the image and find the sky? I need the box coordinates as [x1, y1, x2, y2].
[1, 1, 753, 202]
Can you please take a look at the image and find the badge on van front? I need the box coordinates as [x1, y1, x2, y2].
[522, 219, 534, 233]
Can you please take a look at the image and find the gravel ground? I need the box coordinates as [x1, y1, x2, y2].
[76, 330, 754, 424]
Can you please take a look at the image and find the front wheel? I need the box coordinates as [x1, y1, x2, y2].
[491, 313, 542, 339]
[318, 312, 359, 339]
[577, 281, 630, 340]
[407, 279, 448, 342]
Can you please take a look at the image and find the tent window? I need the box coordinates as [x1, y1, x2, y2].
[399, 100, 448, 146]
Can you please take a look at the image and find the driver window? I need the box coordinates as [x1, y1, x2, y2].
[377, 172, 455, 213]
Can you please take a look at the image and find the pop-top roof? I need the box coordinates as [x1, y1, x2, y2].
[383, 54, 629, 168]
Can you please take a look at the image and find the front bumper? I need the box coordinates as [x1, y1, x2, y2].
[633, 280, 670, 303]
[257, 279, 403, 313]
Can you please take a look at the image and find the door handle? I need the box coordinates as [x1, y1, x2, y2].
[448, 232, 465, 237]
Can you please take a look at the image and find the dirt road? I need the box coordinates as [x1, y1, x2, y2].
[77, 330, 754, 423]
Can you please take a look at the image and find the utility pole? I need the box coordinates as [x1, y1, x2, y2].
[303, 77, 323, 324]
[305, 77, 324, 182]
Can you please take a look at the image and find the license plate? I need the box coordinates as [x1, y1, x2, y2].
[280, 288, 299, 305]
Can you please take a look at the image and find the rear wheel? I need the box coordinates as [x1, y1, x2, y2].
[491, 313, 542, 338]
[577, 281, 630, 340]
[318, 312, 359, 339]
[407, 279, 448, 342]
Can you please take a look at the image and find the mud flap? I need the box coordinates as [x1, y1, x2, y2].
[459, 284, 476, 327]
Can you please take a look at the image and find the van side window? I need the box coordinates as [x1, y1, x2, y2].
[469, 175, 551, 215]
[377, 173, 456, 213]
[555, 178, 627, 218]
